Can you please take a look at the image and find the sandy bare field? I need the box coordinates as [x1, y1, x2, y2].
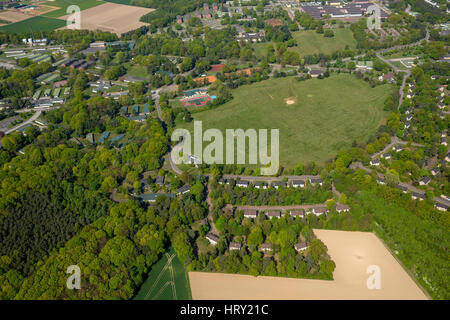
[0, 10, 31, 23]
[59, 2, 154, 35]
[30, 5, 61, 16]
[189, 229, 429, 300]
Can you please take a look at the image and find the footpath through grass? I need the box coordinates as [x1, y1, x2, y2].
[134, 248, 192, 300]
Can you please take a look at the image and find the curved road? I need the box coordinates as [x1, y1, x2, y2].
[371, 136, 424, 159]
[5, 110, 41, 135]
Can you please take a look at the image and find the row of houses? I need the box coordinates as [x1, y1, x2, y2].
[236, 31, 265, 43]
[369, 143, 409, 167]
[219, 177, 323, 189]
[206, 232, 310, 253]
[32, 97, 66, 108]
[234, 204, 350, 220]
[32, 87, 70, 101]
[376, 178, 449, 211]
[60, 58, 94, 71]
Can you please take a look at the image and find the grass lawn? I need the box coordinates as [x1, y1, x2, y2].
[42, 0, 105, 18]
[134, 248, 192, 300]
[103, 0, 132, 4]
[0, 16, 66, 32]
[177, 74, 393, 169]
[126, 64, 149, 78]
[254, 28, 356, 58]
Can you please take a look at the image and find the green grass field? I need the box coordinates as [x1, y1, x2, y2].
[103, 0, 132, 4]
[0, 16, 66, 32]
[178, 74, 393, 168]
[254, 28, 356, 58]
[134, 248, 192, 300]
[42, 0, 105, 18]
[126, 64, 149, 78]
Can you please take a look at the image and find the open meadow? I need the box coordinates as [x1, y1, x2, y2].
[254, 28, 357, 58]
[42, 0, 105, 18]
[178, 74, 393, 169]
[189, 229, 429, 300]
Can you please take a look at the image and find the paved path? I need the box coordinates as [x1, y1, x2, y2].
[332, 183, 341, 198]
[371, 136, 424, 159]
[221, 174, 320, 183]
[154, 93, 163, 121]
[348, 162, 442, 200]
[226, 203, 327, 211]
[206, 175, 219, 235]
[5, 110, 41, 135]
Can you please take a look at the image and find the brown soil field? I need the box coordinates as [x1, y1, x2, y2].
[0, 4, 58, 23]
[189, 229, 429, 300]
[58, 2, 154, 36]
[30, 5, 60, 16]
[0, 10, 31, 23]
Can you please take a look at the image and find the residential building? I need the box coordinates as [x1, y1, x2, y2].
[411, 192, 425, 201]
[206, 232, 220, 245]
[272, 181, 287, 189]
[290, 210, 305, 218]
[309, 178, 322, 186]
[313, 207, 327, 216]
[254, 181, 268, 189]
[419, 176, 431, 186]
[266, 210, 281, 219]
[229, 242, 242, 251]
[309, 69, 324, 78]
[336, 204, 350, 213]
[396, 183, 409, 193]
[294, 242, 309, 252]
[243, 209, 258, 219]
[177, 185, 191, 195]
[236, 180, 250, 188]
[155, 175, 165, 186]
[259, 243, 272, 252]
[292, 180, 305, 188]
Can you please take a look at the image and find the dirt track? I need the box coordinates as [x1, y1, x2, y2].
[189, 229, 429, 300]
[59, 2, 154, 36]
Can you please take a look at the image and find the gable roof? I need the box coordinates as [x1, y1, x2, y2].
[206, 232, 220, 242]
[267, 210, 281, 217]
[243, 209, 257, 216]
[177, 185, 191, 194]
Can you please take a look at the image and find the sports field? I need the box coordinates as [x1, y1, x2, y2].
[181, 95, 212, 107]
[179, 74, 393, 168]
[189, 230, 429, 300]
[0, 10, 31, 23]
[254, 28, 357, 58]
[134, 248, 192, 300]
